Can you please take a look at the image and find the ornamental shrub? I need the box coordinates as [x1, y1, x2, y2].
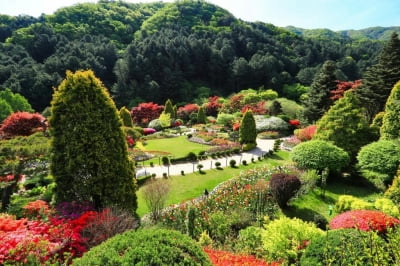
[374, 198, 400, 218]
[329, 210, 400, 233]
[385, 168, 400, 204]
[0, 111, 45, 137]
[50, 70, 137, 212]
[72, 228, 211, 265]
[357, 140, 400, 189]
[0, 98, 13, 123]
[235, 226, 265, 258]
[261, 216, 325, 264]
[269, 173, 301, 208]
[119, 106, 133, 127]
[300, 229, 384, 266]
[255, 115, 289, 133]
[334, 195, 373, 213]
[229, 159, 237, 168]
[380, 81, 400, 140]
[239, 110, 257, 145]
[148, 118, 163, 131]
[291, 140, 350, 172]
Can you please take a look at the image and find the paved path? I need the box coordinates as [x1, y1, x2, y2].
[135, 139, 275, 178]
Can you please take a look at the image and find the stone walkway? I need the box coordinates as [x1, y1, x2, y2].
[135, 138, 275, 178]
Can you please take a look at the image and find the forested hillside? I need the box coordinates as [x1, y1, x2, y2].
[0, 0, 394, 111]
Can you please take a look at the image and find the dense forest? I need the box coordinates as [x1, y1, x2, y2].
[0, 0, 399, 111]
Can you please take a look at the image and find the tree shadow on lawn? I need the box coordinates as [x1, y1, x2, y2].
[269, 154, 284, 160]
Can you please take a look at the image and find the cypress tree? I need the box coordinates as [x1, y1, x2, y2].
[119, 106, 134, 127]
[356, 32, 400, 122]
[239, 110, 257, 144]
[164, 99, 175, 119]
[314, 90, 377, 159]
[381, 81, 400, 140]
[197, 106, 206, 124]
[302, 60, 337, 123]
[50, 70, 137, 213]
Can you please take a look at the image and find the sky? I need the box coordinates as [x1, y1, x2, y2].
[1, 0, 399, 31]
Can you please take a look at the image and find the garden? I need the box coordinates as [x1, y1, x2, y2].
[1, 58, 400, 265]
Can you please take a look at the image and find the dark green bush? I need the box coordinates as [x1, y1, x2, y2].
[229, 159, 237, 168]
[72, 228, 211, 266]
[242, 160, 247, 166]
[300, 229, 384, 266]
[161, 156, 170, 165]
[215, 161, 221, 168]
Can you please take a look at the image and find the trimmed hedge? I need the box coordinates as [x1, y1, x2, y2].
[73, 228, 211, 265]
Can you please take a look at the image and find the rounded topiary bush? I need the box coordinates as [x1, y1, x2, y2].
[301, 228, 385, 265]
[357, 140, 400, 189]
[72, 228, 211, 265]
[290, 140, 350, 172]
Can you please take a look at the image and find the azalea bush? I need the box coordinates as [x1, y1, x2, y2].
[204, 248, 278, 266]
[329, 210, 400, 233]
[0, 111, 45, 138]
[293, 124, 316, 141]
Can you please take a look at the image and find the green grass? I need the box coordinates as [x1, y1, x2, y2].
[284, 181, 380, 222]
[137, 136, 209, 166]
[136, 150, 290, 216]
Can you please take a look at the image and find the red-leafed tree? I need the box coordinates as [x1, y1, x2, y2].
[204, 96, 222, 117]
[294, 125, 317, 141]
[241, 100, 267, 115]
[130, 102, 164, 126]
[177, 103, 199, 121]
[0, 112, 45, 138]
[330, 80, 361, 100]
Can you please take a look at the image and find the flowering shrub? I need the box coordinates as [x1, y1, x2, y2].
[255, 116, 289, 133]
[56, 201, 95, 219]
[143, 127, 156, 135]
[205, 96, 223, 117]
[288, 119, 300, 128]
[294, 125, 317, 141]
[232, 122, 240, 131]
[130, 102, 163, 126]
[22, 199, 52, 219]
[281, 136, 301, 150]
[177, 103, 200, 121]
[241, 101, 267, 115]
[330, 210, 400, 233]
[0, 111, 45, 137]
[204, 248, 278, 266]
[160, 166, 282, 239]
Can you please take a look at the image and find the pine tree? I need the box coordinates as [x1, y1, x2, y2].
[381, 81, 400, 140]
[239, 110, 257, 144]
[164, 99, 175, 119]
[50, 70, 137, 213]
[119, 106, 134, 127]
[197, 106, 206, 124]
[302, 60, 337, 123]
[314, 90, 377, 159]
[356, 32, 400, 122]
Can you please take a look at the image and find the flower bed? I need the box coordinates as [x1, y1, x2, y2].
[204, 248, 280, 266]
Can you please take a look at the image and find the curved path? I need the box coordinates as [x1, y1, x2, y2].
[135, 139, 275, 178]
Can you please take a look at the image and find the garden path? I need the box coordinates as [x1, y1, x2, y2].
[135, 139, 275, 178]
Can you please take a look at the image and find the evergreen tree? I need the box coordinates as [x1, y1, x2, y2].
[197, 106, 206, 124]
[302, 60, 337, 123]
[119, 106, 134, 127]
[381, 81, 400, 140]
[239, 110, 257, 144]
[269, 100, 282, 116]
[164, 99, 175, 119]
[50, 70, 137, 213]
[314, 90, 377, 159]
[356, 32, 400, 122]
[0, 99, 12, 123]
[0, 88, 33, 113]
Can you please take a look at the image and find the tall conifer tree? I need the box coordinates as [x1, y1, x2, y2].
[380, 81, 400, 140]
[302, 60, 337, 123]
[50, 70, 137, 213]
[239, 110, 257, 145]
[356, 32, 400, 122]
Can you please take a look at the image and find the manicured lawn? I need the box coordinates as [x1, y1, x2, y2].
[137, 136, 209, 166]
[284, 181, 380, 222]
[137, 150, 290, 216]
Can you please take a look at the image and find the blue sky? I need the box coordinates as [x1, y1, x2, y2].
[1, 0, 399, 31]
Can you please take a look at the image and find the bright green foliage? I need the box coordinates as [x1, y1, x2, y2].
[302, 60, 337, 123]
[374, 198, 400, 218]
[0, 99, 13, 123]
[259, 89, 279, 101]
[50, 70, 137, 212]
[282, 83, 309, 102]
[385, 168, 400, 204]
[290, 140, 350, 172]
[72, 228, 211, 265]
[119, 106, 133, 127]
[381, 81, 400, 140]
[239, 110, 256, 144]
[197, 106, 206, 124]
[216, 112, 235, 126]
[159, 111, 171, 128]
[164, 99, 175, 119]
[314, 90, 377, 159]
[334, 195, 374, 213]
[301, 229, 385, 266]
[357, 140, 400, 190]
[235, 226, 265, 258]
[0, 88, 33, 113]
[261, 216, 325, 263]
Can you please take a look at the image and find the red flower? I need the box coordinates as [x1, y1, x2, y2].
[204, 248, 279, 266]
[289, 119, 300, 128]
[330, 210, 400, 233]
